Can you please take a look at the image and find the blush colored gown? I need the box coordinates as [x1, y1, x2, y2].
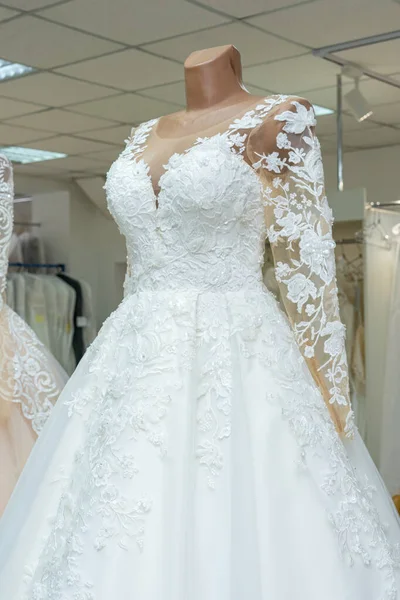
[0, 155, 67, 516]
[0, 98, 399, 600]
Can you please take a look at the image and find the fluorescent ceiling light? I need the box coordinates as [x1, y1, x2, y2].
[313, 104, 334, 116]
[0, 59, 34, 82]
[0, 147, 67, 164]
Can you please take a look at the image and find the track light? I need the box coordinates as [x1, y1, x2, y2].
[342, 66, 373, 122]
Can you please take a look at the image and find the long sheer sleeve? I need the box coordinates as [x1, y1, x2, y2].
[252, 99, 354, 437]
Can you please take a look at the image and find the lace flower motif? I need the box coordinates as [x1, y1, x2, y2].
[258, 100, 353, 423]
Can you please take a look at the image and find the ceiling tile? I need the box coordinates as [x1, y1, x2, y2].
[368, 102, 400, 125]
[13, 163, 68, 178]
[22, 136, 115, 155]
[0, 124, 52, 144]
[298, 85, 350, 111]
[142, 79, 274, 108]
[246, 0, 400, 48]
[190, 0, 312, 18]
[81, 124, 132, 144]
[0, 6, 19, 20]
[57, 49, 183, 91]
[70, 93, 180, 123]
[244, 54, 340, 94]
[319, 135, 340, 154]
[343, 125, 400, 149]
[46, 156, 106, 172]
[144, 22, 304, 67]
[244, 83, 274, 95]
[139, 81, 186, 105]
[2, 0, 65, 9]
[0, 73, 119, 107]
[41, 0, 230, 45]
[315, 113, 376, 136]
[85, 163, 109, 175]
[358, 77, 400, 106]
[337, 39, 400, 76]
[7, 109, 118, 134]
[0, 96, 45, 118]
[0, 15, 122, 69]
[85, 148, 121, 163]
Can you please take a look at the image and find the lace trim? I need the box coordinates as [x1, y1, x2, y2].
[254, 99, 354, 436]
[0, 306, 62, 434]
[237, 291, 400, 600]
[26, 293, 197, 598]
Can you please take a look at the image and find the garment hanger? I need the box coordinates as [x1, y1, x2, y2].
[363, 211, 391, 250]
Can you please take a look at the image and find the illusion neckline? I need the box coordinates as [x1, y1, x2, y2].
[151, 94, 270, 143]
[130, 95, 285, 212]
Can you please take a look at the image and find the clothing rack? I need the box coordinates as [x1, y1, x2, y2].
[8, 262, 66, 272]
[14, 221, 41, 227]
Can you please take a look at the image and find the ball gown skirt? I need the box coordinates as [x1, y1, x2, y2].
[0, 285, 399, 600]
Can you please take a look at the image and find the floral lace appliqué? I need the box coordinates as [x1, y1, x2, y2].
[255, 100, 354, 436]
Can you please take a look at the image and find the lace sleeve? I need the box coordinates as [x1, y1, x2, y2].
[252, 99, 354, 437]
[0, 154, 14, 305]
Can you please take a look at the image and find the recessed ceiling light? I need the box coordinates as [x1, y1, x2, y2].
[0, 147, 67, 164]
[0, 59, 35, 82]
[313, 104, 334, 117]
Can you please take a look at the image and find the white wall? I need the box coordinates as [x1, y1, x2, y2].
[15, 174, 126, 328]
[68, 182, 126, 326]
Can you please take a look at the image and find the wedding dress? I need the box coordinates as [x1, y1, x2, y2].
[0, 154, 67, 516]
[1, 96, 400, 600]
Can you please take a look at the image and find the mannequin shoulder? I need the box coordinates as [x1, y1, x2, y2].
[247, 96, 316, 160]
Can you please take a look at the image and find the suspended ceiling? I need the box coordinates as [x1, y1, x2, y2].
[0, 0, 398, 180]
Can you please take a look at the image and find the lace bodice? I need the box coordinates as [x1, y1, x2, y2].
[0, 154, 14, 308]
[106, 111, 270, 295]
[105, 95, 353, 436]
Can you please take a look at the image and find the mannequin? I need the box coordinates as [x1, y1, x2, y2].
[141, 45, 334, 426]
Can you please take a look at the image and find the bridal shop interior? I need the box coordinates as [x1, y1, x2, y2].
[1, 0, 400, 588]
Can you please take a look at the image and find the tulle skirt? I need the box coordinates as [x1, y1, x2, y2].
[0, 287, 399, 600]
[0, 304, 67, 516]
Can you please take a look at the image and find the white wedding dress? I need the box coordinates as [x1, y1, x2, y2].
[1, 96, 400, 600]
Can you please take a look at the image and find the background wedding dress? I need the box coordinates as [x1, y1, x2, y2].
[0, 97, 400, 600]
[0, 154, 67, 516]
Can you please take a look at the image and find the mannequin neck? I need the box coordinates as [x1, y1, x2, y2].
[184, 46, 249, 111]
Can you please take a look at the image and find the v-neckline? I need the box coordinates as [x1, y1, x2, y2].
[127, 95, 286, 213]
